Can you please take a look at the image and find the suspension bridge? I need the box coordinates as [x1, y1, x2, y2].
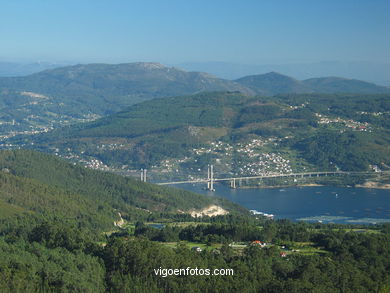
[141, 165, 389, 191]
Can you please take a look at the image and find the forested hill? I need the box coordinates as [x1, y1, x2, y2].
[0, 150, 245, 230]
[0, 62, 253, 115]
[15, 92, 390, 179]
[235, 72, 313, 95]
[235, 72, 390, 95]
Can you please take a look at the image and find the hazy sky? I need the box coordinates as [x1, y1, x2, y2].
[1, 0, 389, 64]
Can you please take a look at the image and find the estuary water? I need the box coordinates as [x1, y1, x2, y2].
[174, 183, 390, 224]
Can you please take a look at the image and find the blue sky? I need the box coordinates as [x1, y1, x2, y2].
[1, 0, 389, 64]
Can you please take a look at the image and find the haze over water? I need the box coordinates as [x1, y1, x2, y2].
[175, 184, 390, 224]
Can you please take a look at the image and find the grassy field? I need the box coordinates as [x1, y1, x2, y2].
[289, 243, 329, 256]
[154, 239, 330, 256]
[158, 241, 222, 251]
[335, 228, 381, 234]
[114, 220, 380, 257]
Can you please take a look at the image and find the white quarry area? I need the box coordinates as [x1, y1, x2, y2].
[190, 205, 229, 218]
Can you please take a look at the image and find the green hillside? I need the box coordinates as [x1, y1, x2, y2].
[15, 92, 251, 168]
[0, 63, 254, 144]
[10, 92, 390, 184]
[0, 171, 116, 230]
[0, 150, 246, 229]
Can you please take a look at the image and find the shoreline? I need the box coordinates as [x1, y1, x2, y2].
[355, 181, 390, 190]
[231, 182, 390, 190]
[238, 183, 324, 189]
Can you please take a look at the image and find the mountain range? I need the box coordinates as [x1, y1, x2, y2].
[0, 62, 388, 139]
[0, 62, 253, 115]
[178, 61, 390, 86]
[0, 62, 388, 116]
[235, 72, 390, 95]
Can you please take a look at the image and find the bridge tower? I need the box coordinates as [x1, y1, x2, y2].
[230, 178, 236, 189]
[140, 169, 147, 182]
[207, 165, 210, 187]
[207, 164, 215, 191]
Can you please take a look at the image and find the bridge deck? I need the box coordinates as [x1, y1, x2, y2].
[156, 171, 388, 185]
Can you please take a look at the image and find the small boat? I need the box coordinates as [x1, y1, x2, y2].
[250, 210, 274, 219]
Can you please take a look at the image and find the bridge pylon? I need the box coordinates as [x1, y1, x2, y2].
[230, 178, 236, 189]
[140, 169, 147, 182]
[207, 164, 215, 191]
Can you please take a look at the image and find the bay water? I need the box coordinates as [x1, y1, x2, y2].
[174, 183, 390, 224]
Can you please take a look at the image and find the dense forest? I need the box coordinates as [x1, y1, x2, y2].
[1, 213, 390, 292]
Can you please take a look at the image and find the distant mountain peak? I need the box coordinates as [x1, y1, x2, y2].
[235, 72, 390, 95]
[264, 71, 286, 76]
[262, 71, 299, 80]
[132, 62, 167, 70]
[0, 62, 254, 115]
[237, 71, 299, 82]
[235, 72, 310, 95]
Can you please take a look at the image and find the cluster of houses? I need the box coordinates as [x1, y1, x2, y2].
[96, 143, 126, 151]
[358, 111, 390, 117]
[82, 158, 110, 170]
[289, 103, 308, 110]
[191, 138, 280, 158]
[189, 138, 293, 177]
[0, 127, 52, 142]
[190, 241, 288, 257]
[236, 152, 292, 176]
[251, 240, 268, 247]
[152, 138, 294, 179]
[250, 241, 288, 257]
[315, 113, 371, 131]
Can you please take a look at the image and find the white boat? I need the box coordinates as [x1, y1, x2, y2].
[250, 210, 274, 219]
